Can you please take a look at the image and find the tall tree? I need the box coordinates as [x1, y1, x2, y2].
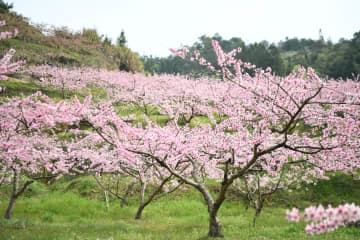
[0, 0, 13, 13]
[116, 30, 127, 47]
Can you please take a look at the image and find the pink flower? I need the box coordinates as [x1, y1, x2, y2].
[286, 208, 300, 222]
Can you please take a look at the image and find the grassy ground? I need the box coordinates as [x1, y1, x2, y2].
[0, 77, 108, 102]
[0, 176, 359, 240]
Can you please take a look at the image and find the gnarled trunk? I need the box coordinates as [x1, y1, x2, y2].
[208, 210, 223, 238]
[197, 183, 225, 238]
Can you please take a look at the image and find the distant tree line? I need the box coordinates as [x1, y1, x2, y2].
[0, 0, 13, 13]
[142, 31, 360, 79]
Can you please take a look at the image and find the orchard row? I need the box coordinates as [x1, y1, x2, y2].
[1, 20, 360, 238]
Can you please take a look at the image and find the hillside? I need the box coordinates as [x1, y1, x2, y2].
[0, 12, 143, 72]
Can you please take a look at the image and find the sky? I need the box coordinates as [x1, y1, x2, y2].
[11, 0, 360, 57]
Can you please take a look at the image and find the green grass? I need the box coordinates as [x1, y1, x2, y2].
[0, 192, 358, 240]
[0, 78, 109, 102]
[0, 78, 76, 101]
[0, 175, 359, 240]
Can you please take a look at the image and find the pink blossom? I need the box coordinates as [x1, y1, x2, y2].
[287, 204, 360, 234]
[286, 208, 300, 222]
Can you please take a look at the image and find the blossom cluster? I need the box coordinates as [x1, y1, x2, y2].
[0, 92, 85, 177]
[17, 51, 360, 184]
[286, 204, 360, 234]
[0, 20, 24, 80]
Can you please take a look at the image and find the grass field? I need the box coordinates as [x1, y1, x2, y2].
[0, 175, 360, 240]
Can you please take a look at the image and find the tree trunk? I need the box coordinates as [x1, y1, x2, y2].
[252, 199, 264, 227]
[4, 194, 16, 220]
[253, 207, 261, 227]
[208, 211, 224, 238]
[206, 191, 224, 238]
[4, 170, 33, 220]
[135, 204, 146, 220]
[204, 175, 230, 238]
[5, 170, 18, 220]
[133, 176, 173, 220]
[134, 181, 147, 220]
